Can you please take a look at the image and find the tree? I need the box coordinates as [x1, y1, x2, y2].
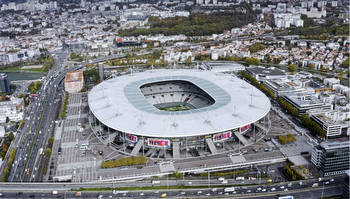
[308, 63, 315, 70]
[8, 132, 14, 142]
[249, 43, 265, 53]
[245, 57, 260, 66]
[5, 117, 10, 123]
[185, 56, 192, 65]
[70, 52, 78, 60]
[273, 58, 280, 64]
[288, 64, 297, 73]
[340, 58, 349, 68]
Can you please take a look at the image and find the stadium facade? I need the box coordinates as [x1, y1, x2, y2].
[88, 69, 271, 159]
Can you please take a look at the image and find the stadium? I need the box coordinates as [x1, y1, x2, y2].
[88, 69, 271, 159]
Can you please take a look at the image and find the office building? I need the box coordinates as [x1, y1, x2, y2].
[0, 73, 10, 93]
[311, 141, 350, 176]
[282, 94, 332, 115]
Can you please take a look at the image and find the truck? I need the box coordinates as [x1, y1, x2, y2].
[224, 187, 235, 192]
[74, 192, 81, 197]
[152, 180, 160, 184]
[278, 196, 294, 199]
[236, 177, 245, 181]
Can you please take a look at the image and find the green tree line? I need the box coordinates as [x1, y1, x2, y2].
[277, 97, 299, 117]
[240, 71, 275, 98]
[300, 114, 326, 138]
[60, 92, 69, 119]
[2, 149, 16, 182]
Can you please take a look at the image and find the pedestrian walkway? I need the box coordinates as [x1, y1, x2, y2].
[205, 138, 217, 154]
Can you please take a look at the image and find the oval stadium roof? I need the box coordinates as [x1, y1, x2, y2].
[88, 69, 271, 138]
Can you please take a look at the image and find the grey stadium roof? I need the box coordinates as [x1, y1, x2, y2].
[88, 69, 271, 138]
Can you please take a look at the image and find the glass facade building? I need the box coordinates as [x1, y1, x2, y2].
[0, 73, 10, 93]
[311, 141, 350, 176]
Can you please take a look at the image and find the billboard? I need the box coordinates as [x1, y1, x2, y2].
[125, 134, 138, 143]
[240, 124, 250, 133]
[213, 131, 232, 142]
[147, 138, 171, 148]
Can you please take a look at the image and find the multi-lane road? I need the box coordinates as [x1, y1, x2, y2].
[7, 48, 73, 182]
[6, 49, 126, 182]
[0, 176, 345, 198]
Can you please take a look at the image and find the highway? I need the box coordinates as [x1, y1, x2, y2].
[0, 179, 345, 199]
[7, 47, 74, 182]
[5, 48, 126, 182]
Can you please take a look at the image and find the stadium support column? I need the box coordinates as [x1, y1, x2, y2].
[108, 127, 110, 144]
[254, 123, 256, 143]
[222, 140, 225, 152]
[123, 133, 126, 152]
[185, 137, 187, 158]
[142, 136, 144, 157]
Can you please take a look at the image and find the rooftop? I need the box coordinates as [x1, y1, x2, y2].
[319, 140, 350, 150]
[246, 66, 286, 76]
[88, 69, 271, 138]
[65, 71, 83, 82]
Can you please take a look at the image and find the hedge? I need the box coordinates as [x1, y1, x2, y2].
[101, 156, 146, 168]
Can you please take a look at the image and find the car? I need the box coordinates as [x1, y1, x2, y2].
[206, 193, 211, 196]
[140, 193, 144, 196]
[330, 179, 334, 182]
[180, 192, 186, 195]
[271, 188, 276, 191]
[246, 190, 251, 193]
[262, 189, 266, 192]
[280, 186, 285, 189]
[284, 188, 288, 192]
[0, 193, 3, 197]
[257, 187, 262, 191]
[197, 191, 202, 194]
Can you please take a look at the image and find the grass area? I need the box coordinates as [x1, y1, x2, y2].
[0, 66, 45, 73]
[159, 105, 190, 112]
[0, 56, 53, 73]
